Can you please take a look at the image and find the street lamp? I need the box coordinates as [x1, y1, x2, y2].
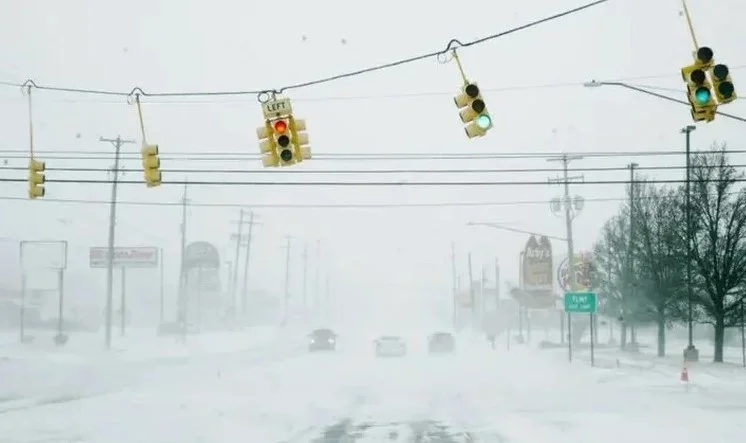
[583, 81, 746, 123]
[681, 125, 699, 362]
[467, 222, 567, 242]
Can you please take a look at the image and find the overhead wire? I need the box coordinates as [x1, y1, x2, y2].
[1, 149, 743, 162]
[1, 164, 745, 175]
[1, 178, 743, 186]
[0, 0, 610, 99]
[0, 191, 737, 209]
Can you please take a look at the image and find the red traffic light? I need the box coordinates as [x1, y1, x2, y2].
[273, 120, 288, 134]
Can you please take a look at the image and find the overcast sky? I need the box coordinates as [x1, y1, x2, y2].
[1, 0, 744, 322]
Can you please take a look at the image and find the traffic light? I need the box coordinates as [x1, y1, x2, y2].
[682, 47, 716, 122]
[256, 117, 311, 167]
[140, 143, 162, 187]
[272, 118, 294, 166]
[711, 63, 737, 105]
[454, 82, 492, 138]
[28, 158, 45, 199]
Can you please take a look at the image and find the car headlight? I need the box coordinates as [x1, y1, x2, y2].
[328, 338, 335, 343]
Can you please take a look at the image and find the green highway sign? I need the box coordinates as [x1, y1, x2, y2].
[563, 291, 597, 313]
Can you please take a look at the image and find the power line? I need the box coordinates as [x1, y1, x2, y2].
[2, 80, 744, 105]
[1, 178, 744, 186]
[1, 149, 743, 162]
[0, 191, 736, 209]
[2, 164, 745, 175]
[0, 1, 609, 98]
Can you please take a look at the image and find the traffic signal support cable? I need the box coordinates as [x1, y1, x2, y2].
[0, 0, 610, 100]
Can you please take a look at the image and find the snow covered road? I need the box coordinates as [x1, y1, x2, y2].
[1, 334, 745, 442]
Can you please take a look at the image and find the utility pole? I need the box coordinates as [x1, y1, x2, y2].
[230, 209, 245, 318]
[282, 237, 292, 325]
[239, 211, 260, 318]
[301, 242, 309, 311]
[314, 240, 321, 313]
[548, 154, 584, 358]
[177, 180, 189, 341]
[467, 252, 475, 318]
[100, 135, 135, 350]
[627, 163, 639, 348]
[681, 124, 699, 362]
[451, 242, 458, 329]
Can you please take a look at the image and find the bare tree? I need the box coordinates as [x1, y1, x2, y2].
[630, 181, 687, 356]
[593, 210, 633, 348]
[688, 144, 746, 362]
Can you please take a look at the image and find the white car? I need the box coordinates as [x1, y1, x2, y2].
[374, 335, 407, 357]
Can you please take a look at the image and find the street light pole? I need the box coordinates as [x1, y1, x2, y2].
[583, 81, 746, 123]
[681, 125, 699, 362]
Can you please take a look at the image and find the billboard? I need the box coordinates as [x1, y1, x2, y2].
[89, 247, 159, 268]
[20, 240, 67, 271]
[522, 235, 553, 292]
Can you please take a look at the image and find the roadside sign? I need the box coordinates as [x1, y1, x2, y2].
[563, 291, 597, 313]
[89, 247, 159, 268]
[20, 240, 68, 270]
[262, 98, 292, 119]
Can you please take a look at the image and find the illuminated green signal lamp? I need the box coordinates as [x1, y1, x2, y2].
[693, 85, 712, 105]
[475, 114, 492, 130]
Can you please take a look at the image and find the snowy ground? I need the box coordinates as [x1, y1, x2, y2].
[1, 328, 745, 442]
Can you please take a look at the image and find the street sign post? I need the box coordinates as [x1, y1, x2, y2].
[563, 291, 598, 367]
[563, 291, 597, 313]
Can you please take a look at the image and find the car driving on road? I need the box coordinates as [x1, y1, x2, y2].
[427, 332, 456, 354]
[308, 328, 337, 352]
[374, 335, 407, 357]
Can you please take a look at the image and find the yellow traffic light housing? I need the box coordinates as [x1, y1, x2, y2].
[257, 116, 311, 167]
[711, 64, 737, 105]
[28, 158, 45, 199]
[141, 144, 162, 187]
[454, 83, 492, 138]
[272, 118, 294, 166]
[682, 62, 716, 123]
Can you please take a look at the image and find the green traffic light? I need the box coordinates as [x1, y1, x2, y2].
[694, 87, 711, 105]
[476, 114, 492, 130]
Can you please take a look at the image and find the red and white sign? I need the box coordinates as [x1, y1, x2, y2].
[89, 247, 159, 268]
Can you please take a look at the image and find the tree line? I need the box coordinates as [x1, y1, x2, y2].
[592, 143, 746, 362]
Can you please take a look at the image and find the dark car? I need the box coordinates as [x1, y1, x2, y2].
[428, 332, 456, 353]
[308, 328, 337, 352]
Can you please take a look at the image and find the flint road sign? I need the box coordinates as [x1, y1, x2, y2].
[563, 291, 597, 313]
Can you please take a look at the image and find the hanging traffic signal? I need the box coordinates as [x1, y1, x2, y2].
[28, 158, 45, 199]
[681, 47, 716, 122]
[454, 82, 492, 138]
[711, 64, 737, 105]
[257, 116, 311, 167]
[272, 118, 295, 166]
[141, 144, 162, 187]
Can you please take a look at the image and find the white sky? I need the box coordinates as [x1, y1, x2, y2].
[1, 0, 745, 319]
